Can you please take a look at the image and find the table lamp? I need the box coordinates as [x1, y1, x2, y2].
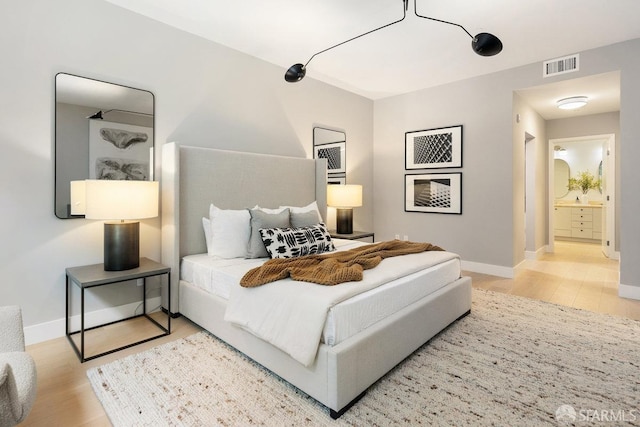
[70, 180, 86, 216]
[327, 184, 362, 234]
[72, 180, 159, 271]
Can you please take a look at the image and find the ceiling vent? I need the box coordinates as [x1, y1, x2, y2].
[543, 54, 579, 78]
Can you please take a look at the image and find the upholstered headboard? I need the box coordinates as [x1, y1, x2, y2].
[161, 142, 328, 312]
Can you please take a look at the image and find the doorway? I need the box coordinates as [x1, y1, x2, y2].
[548, 134, 617, 259]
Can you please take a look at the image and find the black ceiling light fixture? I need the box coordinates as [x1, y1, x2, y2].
[413, 2, 503, 57]
[86, 109, 153, 119]
[86, 110, 104, 119]
[285, 0, 409, 83]
[284, 0, 503, 83]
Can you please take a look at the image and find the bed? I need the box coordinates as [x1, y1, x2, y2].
[161, 142, 472, 418]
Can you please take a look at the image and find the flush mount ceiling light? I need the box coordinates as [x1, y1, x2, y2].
[285, 0, 503, 83]
[556, 96, 588, 110]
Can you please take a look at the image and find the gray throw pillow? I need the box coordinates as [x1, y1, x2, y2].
[290, 210, 321, 228]
[246, 208, 290, 258]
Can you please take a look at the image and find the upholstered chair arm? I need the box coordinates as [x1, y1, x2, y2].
[0, 352, 37, 426]
[1, 360, 22, 426]
[0, 307, 25, 353]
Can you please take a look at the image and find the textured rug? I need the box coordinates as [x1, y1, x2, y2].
[87, 289, 640, 426]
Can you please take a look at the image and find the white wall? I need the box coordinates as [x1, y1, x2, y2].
[513, 94, 547, 257]
[0, 0, 373, 337]
[373, 38, 640, 292]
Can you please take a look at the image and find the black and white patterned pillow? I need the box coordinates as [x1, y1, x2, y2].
[259, 223, 336, 259]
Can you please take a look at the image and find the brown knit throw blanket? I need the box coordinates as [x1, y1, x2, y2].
[240, 240, 444, 287]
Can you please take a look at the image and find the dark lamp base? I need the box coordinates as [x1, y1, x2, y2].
[104, 221, 140, 271]
[336, 208, 354, 235]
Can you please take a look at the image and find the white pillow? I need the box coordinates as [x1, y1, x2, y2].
[202, 217, 212, 253]
[208, 204, 251, 258]
[279, 201, 322, 222]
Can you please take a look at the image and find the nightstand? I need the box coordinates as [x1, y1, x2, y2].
[329, 230, 375, 243]
[65, 257, 171, 362]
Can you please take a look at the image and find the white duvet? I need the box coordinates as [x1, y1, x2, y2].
[224, 245, 459, 367]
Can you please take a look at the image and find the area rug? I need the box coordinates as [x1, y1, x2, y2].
[87, 289, 640, 426]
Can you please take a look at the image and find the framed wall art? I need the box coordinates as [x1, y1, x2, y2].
[405, 125, 462, 169]
[327, 173, 346, 185]
[313, 126, 347, 182]
[89, 120, 153, 180]
[314, 141, 346, 174]
[405, 173, 462, 214]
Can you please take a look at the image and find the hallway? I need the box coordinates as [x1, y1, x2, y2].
[466, 241, 640, 320]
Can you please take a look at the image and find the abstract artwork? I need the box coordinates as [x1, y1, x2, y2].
[405, 125, 462, 169]
[89, 120, 153, 180]
[314, 141, 346, 174]
[327, 174, 346, 185]
[405, 173, 462, 214]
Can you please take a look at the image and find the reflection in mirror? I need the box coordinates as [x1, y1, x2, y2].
[313, 127, 345, 145]
[598, 160, 603, 193]
[55, 73, 154, 218]
[554, 159, 570, 199]
[313, 127, 346, 183]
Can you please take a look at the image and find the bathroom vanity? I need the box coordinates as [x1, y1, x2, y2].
[554, 204, 602, 242]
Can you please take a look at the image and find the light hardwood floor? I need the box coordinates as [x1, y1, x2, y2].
[468, 240, 640, 320]
[21, 242, 640, 426]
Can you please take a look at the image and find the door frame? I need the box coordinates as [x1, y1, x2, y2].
[547, 133, 616, 256]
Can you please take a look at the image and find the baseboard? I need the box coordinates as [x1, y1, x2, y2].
[524, 246, 546, 260]
[618, 284, 640, 301]
[24, 296, 162, 346]
[461, 260, 514, 279]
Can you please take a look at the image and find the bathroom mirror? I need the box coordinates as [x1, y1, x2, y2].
[598, 160, 603, 193]
[55, 73, 154, 218]
[554, 159, 570, 198]
[313, 127, 346, 184]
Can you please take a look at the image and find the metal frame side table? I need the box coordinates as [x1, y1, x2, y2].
[65, 257, 171, 362]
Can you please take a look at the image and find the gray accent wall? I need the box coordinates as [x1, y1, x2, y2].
[373, 38, 640, 292]
[1, 0, 373, 333]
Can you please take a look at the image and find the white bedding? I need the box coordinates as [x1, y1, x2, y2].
[181, 239, 460, 346]
[182, 239, 460, 366]
[181, 239, 362, 299]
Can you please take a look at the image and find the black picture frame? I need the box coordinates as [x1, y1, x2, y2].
[405, 172, 462, 214]
[314, 141, 346, 174]
[327, 173, 346, 185]
[405, 125, 463, 169]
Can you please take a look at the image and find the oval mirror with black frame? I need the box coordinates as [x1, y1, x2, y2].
[313, 126, 346, 184]
[54, 73, 155, 219]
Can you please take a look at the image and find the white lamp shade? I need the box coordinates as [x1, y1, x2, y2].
[84, 180, 159, 220]
[327, 184, 362, 208]
[70, 180, 86, 215]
